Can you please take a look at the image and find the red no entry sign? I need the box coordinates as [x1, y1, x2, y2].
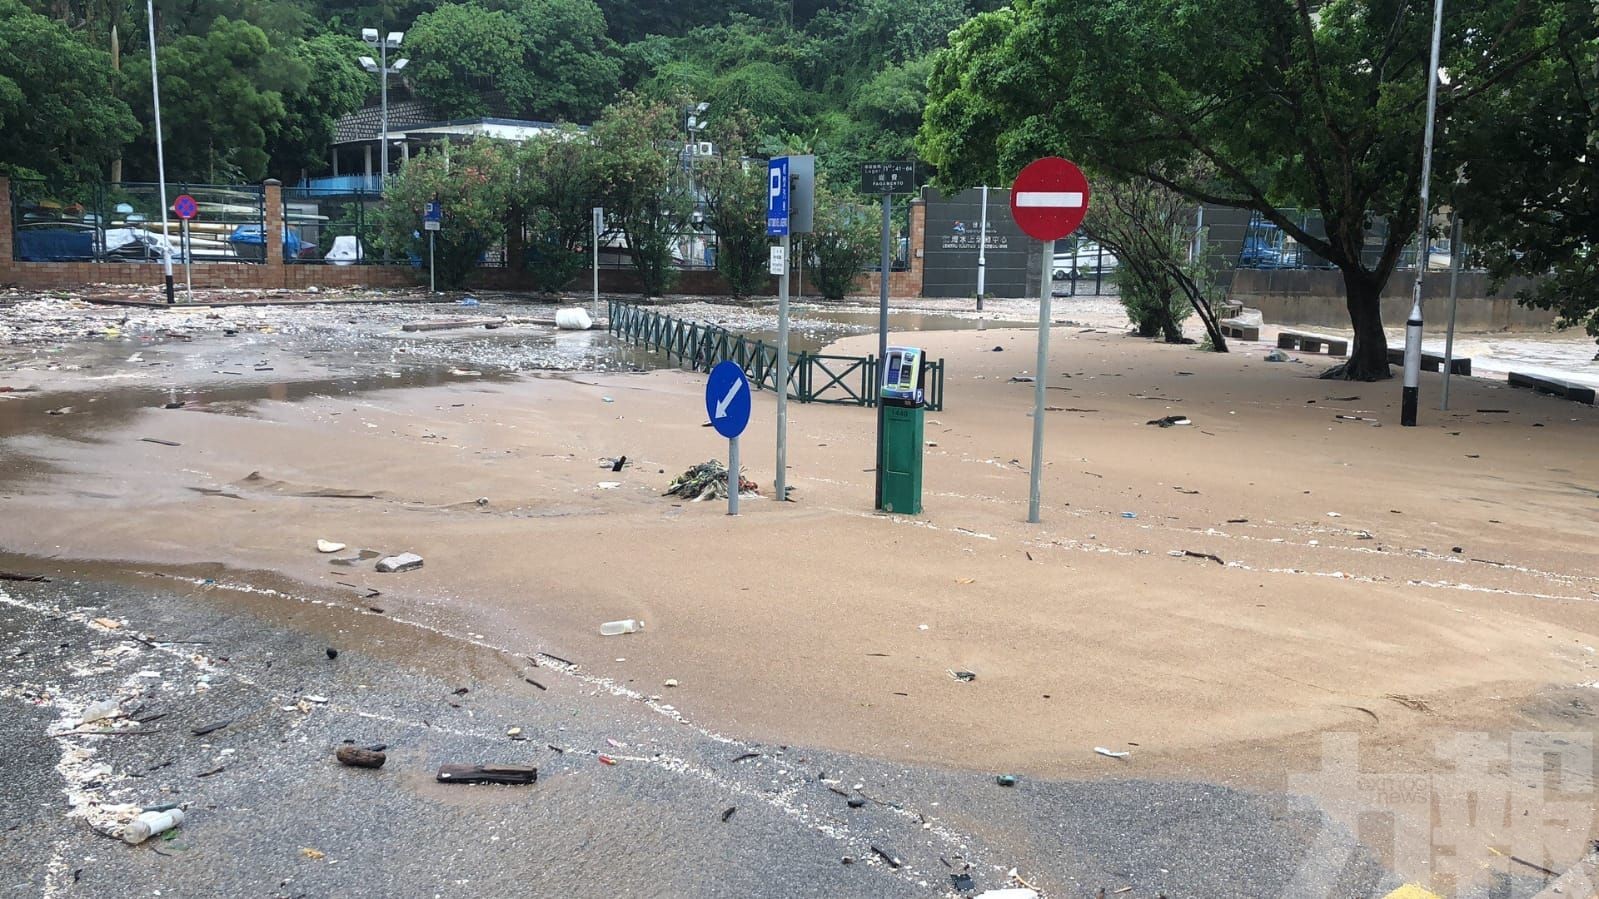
[172, 194, 198, 221]
[1009, 157, 1089, 242]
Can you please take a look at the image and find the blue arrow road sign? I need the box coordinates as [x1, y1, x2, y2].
[766, 157, 789, 236]
[706, 360, 751, 439]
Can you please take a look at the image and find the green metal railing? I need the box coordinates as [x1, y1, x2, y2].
[607, 300, 946, 411]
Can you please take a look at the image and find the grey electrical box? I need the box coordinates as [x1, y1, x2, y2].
[787, 155, 815, 234]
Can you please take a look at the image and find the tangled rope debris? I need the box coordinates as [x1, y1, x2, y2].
[663, 460, 759, 502]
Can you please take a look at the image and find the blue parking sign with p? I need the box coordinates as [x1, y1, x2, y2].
[766, 157, 789, 236]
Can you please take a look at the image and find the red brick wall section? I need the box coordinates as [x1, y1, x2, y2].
[263, 180, 284, 280]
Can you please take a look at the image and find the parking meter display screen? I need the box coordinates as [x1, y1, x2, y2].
[899, 355, 916, 388]
[885, 355, 902, 388]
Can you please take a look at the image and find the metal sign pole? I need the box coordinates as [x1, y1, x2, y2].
[775, 231, 790, 503]
[976, 185, 988, 311]
[182, 219, 192, 301]
[592, 206, 602, 318]
[728, 436, 740, 516]
[429, 230, 435, 294]
[1028, 239, 1054, 523]
[875, 192, 892, 511]
[145, 0, 174, 305]
[1440, 211, 1463, 410]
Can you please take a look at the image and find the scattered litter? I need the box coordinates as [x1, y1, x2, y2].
[336, 745, 386, 769]
[1146, 415, 1191, 427]
[996, 774, 1018, 787]
[80, 699, 121, 724]
[952, 872, 976, 891]
[1510, 856, 1560, 877]
[301, 847, 326, 860]
[597, 754, 618, 766]
[436, 764, 537, 784]
[316, 540, 346, 554]
[458, 297, 479, 307]
[664, 678, 679, 688]
[448, 368, 482, 376]
[122, 808, 185, 845]
[304, 695, 330, 704]
[1264, 349, 1290, 362]
[719, 806, 738, 822]
[973, 890, 1037, 899]
[1121, 512, 1137, 519]
[870, 845, 903, 868]
[847, 795, 867, 808]
[45, 406, 73, 415]
[507, 727, 523, 738]
[326, 647, 338, 660]
[731, 751, 761, 764]
[1008, 375, 1035, 383]
[948, 670, 977, 682]
[991, 346, 1004, 352]
[1385, 693, 1434, 713]
[475, 497, 490, 506]
[664, 460, 758, 501]
[599, 619, 644, 636]
[1171, 550, 1225, 565]
[1094, 747, 1131, 759]
[139, 437, 181, 447]
[1226, 518, 1248, 524]
[190, 719, 231, 737]
[375, 553, 424, 573]
[596, 481, 622, 489]
[602, 396, 615, 403]
[1326, 512, 1342, 518]
[609, 456, 627, 472]
[91, 617, 122, 630]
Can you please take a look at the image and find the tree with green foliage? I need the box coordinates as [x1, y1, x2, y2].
[1085, 174, 1227, 348]
[124, 17, 294, 182]
[0, 0, 136, 183]
[266, 33, 371, 183]
[489, 0, 619, 121]
[1453, 4, 1598, 342]
[374, 138, 515, 287]
[919, 0, 1578, 380]
[698, 110, 770, 297]
[591, 94, 692, 296]
[406, 3, 527, 118]
[805, 183, 876, 300]
[513, 127, 602, 291]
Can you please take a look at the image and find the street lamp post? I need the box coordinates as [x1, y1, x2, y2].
[359, 29, 407, 193]
[145, 0, 175, 304]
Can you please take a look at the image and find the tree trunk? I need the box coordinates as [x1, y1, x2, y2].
[1322, 270, 1391, 380]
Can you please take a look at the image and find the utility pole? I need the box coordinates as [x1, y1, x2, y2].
[359, 30, 408, 193]
[976, 185, 988, 311]
[145, 0, 174, 305]
[1400, 0, 1446, 426]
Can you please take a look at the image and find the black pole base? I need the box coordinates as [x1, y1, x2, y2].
[1401, 385, 1419, 427]
[164, 274, 176, 305]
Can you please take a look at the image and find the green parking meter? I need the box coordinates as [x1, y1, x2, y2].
[878, 346, 926, 514]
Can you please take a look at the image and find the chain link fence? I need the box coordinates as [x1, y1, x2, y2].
[10, 179, 265, 264]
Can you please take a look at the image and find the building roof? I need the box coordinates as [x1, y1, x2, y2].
[333, 100, 444, 144]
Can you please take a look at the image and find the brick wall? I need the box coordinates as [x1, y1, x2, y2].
[1, 178, 929, 299]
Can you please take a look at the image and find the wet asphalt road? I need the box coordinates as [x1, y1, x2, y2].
[0, 567, 1411, 899]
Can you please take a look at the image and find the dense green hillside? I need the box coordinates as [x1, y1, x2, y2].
[1, 0, 994, 185]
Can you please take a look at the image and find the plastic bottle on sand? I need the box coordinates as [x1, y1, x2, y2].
[599, 619, 644, 636]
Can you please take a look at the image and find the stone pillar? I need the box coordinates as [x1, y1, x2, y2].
[263, 179, 285, 286]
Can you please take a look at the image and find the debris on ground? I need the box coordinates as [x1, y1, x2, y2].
[664, 460, 759, 502]
[80, 699, 121, 724]
[973, 889, 1038, 899]
[721, 807, 736, 822]
[996, 774, 1018, 787]
[336, 745, 387, 769]
[435, 763, 537, 785]
[1008, 375, 1035, 383]
[316, 540, 346, 554]
[0, 570, 51, 583]
[139, 437, 181, 447]
[1385, 693, 1435, 713]
[948, 669, 977, 682]
[1094, 747, 1131, 759]
[555, 307, 594, 330]
[1264, 349, 1290, 362]
[870, 845, 903, 868]
[121, 808, 185, 845]
[190, 719, 231, 736]
[599, 618, 644, 636]
[1169, 550, 1225, 565]
[301, 847, 326, 860]
[1146, 415, 1191, 427]
[375, 553, 424, 573]
[664, 678, 679, 687]
[325, 647, 338, 660]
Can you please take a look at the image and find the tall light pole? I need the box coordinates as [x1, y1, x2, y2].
[145, 0, 175, 304]
[359, 29, 407, 193]
[1400, 0, 1446, 426]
